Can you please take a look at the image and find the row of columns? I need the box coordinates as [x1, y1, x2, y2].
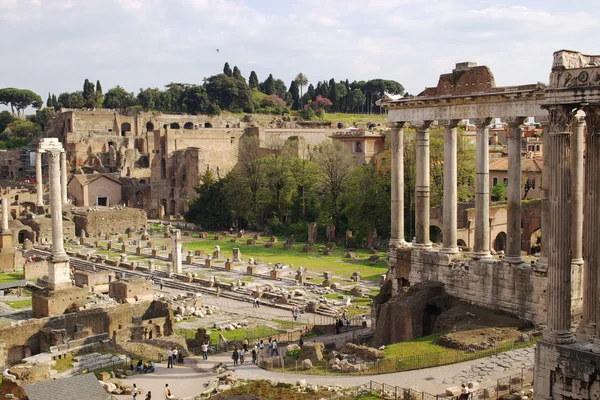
[388, 118, 527, 262]
[35, 149, 69, 208]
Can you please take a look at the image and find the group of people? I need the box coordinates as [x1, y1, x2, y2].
[135, 360, 156, 373]
[166, 346, 183, 368]
[252, 297, 261, 307]
[231, 346, 258, 365]
[459, 384, 472, 400]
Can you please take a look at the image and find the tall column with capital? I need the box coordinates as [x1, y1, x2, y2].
[504, 117, 526, 263]
[389, 122, 407, 248]
[571, 118, 584, 269]
[441, 120, 459, 253]
[472, 118, 493, 259]
[582, 108, 600, 340]
[35, 151, 43, 211]
[537, 119, 550, 271]
[544, 106, 576, 345]
[414, 122, 432, 249]
[48, 149, 68, 262]
[60, 151, 68, 205]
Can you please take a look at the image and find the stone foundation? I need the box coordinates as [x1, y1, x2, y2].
[31, 287, 91, 318]
[109, 278, 153, 303]
[402, 248, 550, 324]
[534, 340, 600, 399]
[71, 207, 147, 236]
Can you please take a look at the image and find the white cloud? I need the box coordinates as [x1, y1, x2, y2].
[0, 0, 598, 104]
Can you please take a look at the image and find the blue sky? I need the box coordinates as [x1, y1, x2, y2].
[0, 0, 598, 102]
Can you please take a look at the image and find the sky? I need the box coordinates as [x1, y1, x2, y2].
[0, 0, 599, 103]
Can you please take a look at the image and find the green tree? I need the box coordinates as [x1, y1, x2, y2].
[261, 74, 275, 95]
[0, 111, 15, 133]
[185, 169, 233, 229]
[288, 80, 300, 110]
[46, 93, 52, 108]
[68, 91, 85, 108]
[262, 139, 295, 218]
[249, 71, 259, 89]
[295, 73, 308, 109]
[95, 80, 104, 107]
[1, 120, 42, 141]
[328, 78, 338, 111]
[232, 66, 244, 82]
[492, 182, 507, 200]
[104, 86, 138, 109]
[288, 139, 319, 220]
[137, 88, 161, 110]
[316, 141, 357, 225]
[235, 135, 266, 226]
[57, 92, 71, 109]
[0, 88, 42, 117]
[223, 62, 233, 77]
[205, 74, 252, 112]
[346, 88, 365, 113]
[82, 79, 96, 107]
[51, 94, 58, 109]
[183, 85, 211, 114]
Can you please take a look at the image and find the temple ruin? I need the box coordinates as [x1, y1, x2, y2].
[379, 50, 600, 399]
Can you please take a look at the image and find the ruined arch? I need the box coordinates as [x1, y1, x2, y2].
[184, 122, 194, 130]
[139, 179, 147, 185]
[337, 122, 343, 129]
[121, 122, 131, 136]
[430, 225, 443, 243]
[494, 232, 507, 252]
[146, 122, 154, 131]
[457, 239, 467, 247]
[170, 122, 180, 129]
[204, 122, 212, 128]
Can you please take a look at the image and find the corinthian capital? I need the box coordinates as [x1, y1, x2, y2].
[387, 121, 410, 130]
[438, 119, 461, 128]
[546, 105, 575, 133]
[584, 105, 600, 134]
[503, 117, 527, 127]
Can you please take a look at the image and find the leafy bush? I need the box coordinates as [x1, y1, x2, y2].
[286, 347, 300, 359]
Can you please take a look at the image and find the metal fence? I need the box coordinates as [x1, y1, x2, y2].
[258, 337, 538, 375]
[344, 368, 534, 400]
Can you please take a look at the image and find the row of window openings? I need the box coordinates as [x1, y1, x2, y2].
[492, 177, 536, 189]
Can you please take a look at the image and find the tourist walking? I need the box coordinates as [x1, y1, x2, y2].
[299, 334, 304, 348]
[271, 339, 279, 356]
[216, 286, 221, 297]
[159, 279, 163, 290]
[251, 347, 257, 364]
[132, 383, 139, 400]
[145, 391, 151, 400]
[164, 384, 174, 399]
[172, 347, 178, 365]
[240, 348, 245, 364]
[232, 349, 239, 366]
[201, 342, 208, 360]
[259, 340, 265, 357]
[167, 348, 173, 368]
[345, 319, 350, 332]
[242, 338, 249, 352]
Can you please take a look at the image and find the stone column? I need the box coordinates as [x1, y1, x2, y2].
[388, 122, 408, 248]
[536, 119, 550, 271]
[1, 197, 9, 233]
[504, 117, 527, 264]
[544, 106, 576, 345]
[571, 118, 585, 269]
[171, 229, 182, 274]
[47, 149, 68, 262]
[60, 151, 68, 205]
[582, 108, 600, 340]
[35, 151, 43, 210]
[441, 120, 460, 254]
[472, 118, 493, 259]
[414, 121, 432, 249]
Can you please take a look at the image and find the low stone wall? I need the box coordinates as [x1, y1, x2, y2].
[71, 207, 147, 236]
[407, 249, 548, 324]
[24, 260, 48, 280]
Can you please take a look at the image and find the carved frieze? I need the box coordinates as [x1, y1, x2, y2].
[549, 68, 600, 89]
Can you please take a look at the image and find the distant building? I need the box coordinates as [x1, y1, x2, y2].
[330, 128, 385, 164]
[67, 173, 122, 206]
[489, 157, 543, 199]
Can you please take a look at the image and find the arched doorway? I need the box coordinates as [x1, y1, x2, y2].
[430, 226, 443, 243]
[457, 239, 467, 248]
[135, 191, 144, 207]
[170, 122, 180, 129]
[530, 228, 542, 254]
[170, 200, 176, 215]
[204, 122, 212, 128]
[121, 122, 131, 136]
[18, 230, 27, 244]
[146, 122, 154, 131]
[184, 122, 194, 130]
[494, 232, 507, 252]
[337, 122, 343, 129]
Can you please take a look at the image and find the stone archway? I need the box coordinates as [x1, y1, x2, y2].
[430, 225, 443, 243]
[146, 122, 154, 131]
[494, 232, 507, 252]
[184, 122, 194, 130]
[457, 239, 467, 247]
[170, 122, 180, 129]
[121, 122, 131, 136]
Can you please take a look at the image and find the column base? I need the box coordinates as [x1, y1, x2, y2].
[503, 255, 524, 264]
[440, 247, 459, 254]
[388, 238, 409, 248]
[471, 251, 492, 260]
[571, 258, 584, 266]
[412, 242, 432, 250]
[47, 259, 72, 291]
[544, 329, 577, 345]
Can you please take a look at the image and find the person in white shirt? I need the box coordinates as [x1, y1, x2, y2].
[167, 348, 173, 368]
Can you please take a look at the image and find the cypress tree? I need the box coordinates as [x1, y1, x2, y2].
[46, 93, 52, 108]
[96, 80, 103, 95]
[223, 62, 233, 77]
[249, 71, 259, 89]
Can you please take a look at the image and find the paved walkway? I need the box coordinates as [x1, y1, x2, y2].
[115, 346, 535, 400]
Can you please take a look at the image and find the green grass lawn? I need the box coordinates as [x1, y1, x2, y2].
[318, 112, 388, 127]
[383, 333, 448, 358]
[182, 235, 388, 281]
[0, 272, 25, 284]
[176, 325, 281, 344]
[2, 299, 32, 309]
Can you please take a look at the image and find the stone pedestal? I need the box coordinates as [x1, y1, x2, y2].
[186, 251, 194, 264]
[270, 269, 281, 280]
[136, 247, 143, 256]
[247, 265, 256, 275]
[204, 258, 212, 268]
[151, 247, 159, 258]
[171, 229, 182, 274]
[225, 260, 233, 271]
[121, 244, 127, 253]
[47, 260, 72, 291]
[232, 248, 242, 262]
[212, 251, 222, 259]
